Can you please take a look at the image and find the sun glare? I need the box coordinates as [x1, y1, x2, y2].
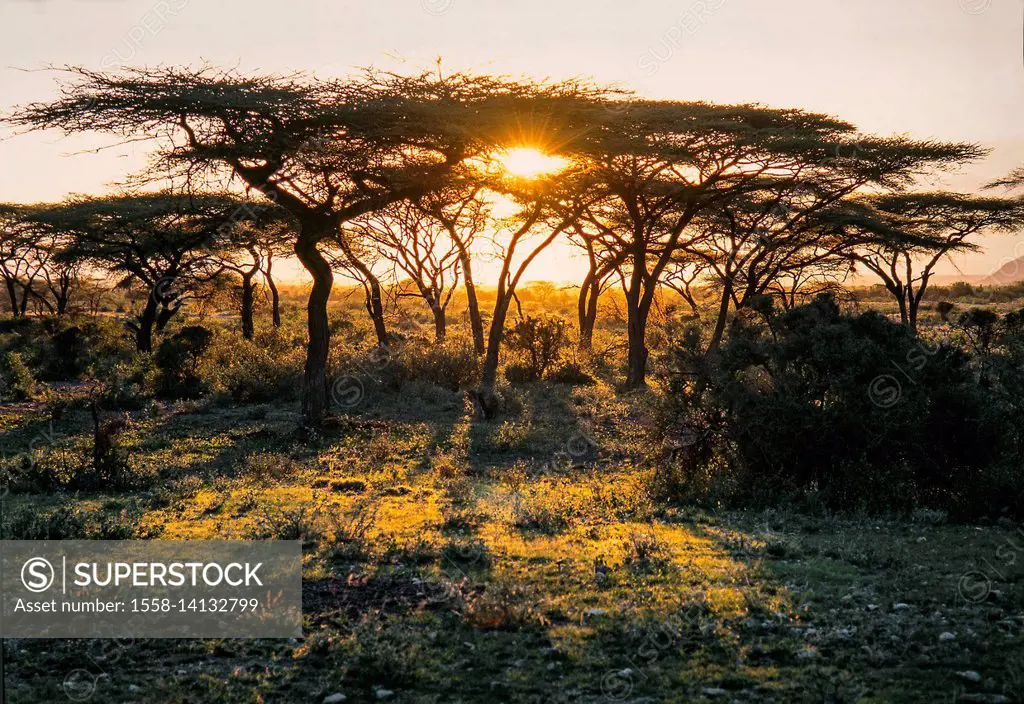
[498, 147, 568, 179]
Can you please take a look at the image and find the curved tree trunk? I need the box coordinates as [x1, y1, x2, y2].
[295, 234, 334, 425]
[265, 252, 282, 328]
[473, 296, 511, 420]
[155, 301, 179, 334]
[338, 239, 388, 348]
[578, 273, 602, 351]
[706, 277, 734, 355]
[4, 279, 20, 319]
[240, 271, 256, 341]
[136, 293, 160, 353]
[458, 248, 485, 355]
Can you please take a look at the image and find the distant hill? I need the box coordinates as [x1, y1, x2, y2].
[980, 255, 1024, 286]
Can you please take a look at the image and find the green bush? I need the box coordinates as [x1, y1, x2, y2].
[504, 315, 570, 381]
[201, 330, 302, 403]
[662, 294, 1005, 517]
[1, 351, 39, 401]
[155, 325, 213, 398]
[99, 354, 159, 409]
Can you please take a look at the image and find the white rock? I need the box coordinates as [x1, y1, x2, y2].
[956, 671, 982, 683]
[323, 695, 347, 704]
[128, 685, 141, 693]
[702, 688, 728, 697]
[893, 603, 911, 611]
[584, 608, 607, 617]
[867, 604, 880, 611]
[374, 689, 394, 701]
[617, 668, 633, 677]
[939, 631, 957, 642]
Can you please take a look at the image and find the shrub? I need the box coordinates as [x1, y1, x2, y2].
[2, 351, 40, 401]
[936, 301, 957, 323]
[155, 325, 213, 398]
[99, 355, 159, 409]
[248, 497, 326, 544]
[661, 294, 1003, 516]
[202, 331, 302, 404]
[957, 308, 1000, 353]
[504, 315, 570, 381]
[362, 336, 478, 393]
[46, 325, 87, 380]
[547, 360, 596, 386]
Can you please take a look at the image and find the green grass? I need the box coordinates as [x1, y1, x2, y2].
[1, 381, 1023, 703]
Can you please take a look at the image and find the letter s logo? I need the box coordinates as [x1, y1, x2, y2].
[21, 557, 55, 593]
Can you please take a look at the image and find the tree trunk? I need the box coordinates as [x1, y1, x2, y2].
[706, 278, 734, 355]
[295, 234, 333, 425]
[240, 272, 256, 341]
[339, 242, 388, 348]
[622, 302, 647, 390]
[908, 298, 919, 335]
[459, 249, 485, 355]
[578, 274, 601, 351]
[431, 304, 447, 342]
[4, 279, 20, 319]
[365, 276, 388, 348]
[155, 301, 178, 334]
[472, 294, 513, 419]
[136, 293, 159, 353]
[624, 251, 651, 389]
[265, 253, 282, 328]
[895, 289, 909, 326]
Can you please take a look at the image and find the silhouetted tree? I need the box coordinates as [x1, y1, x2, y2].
[847, 193, 1024, 332]
[27, 192, 262, 352]
[11, 66, 605, 423]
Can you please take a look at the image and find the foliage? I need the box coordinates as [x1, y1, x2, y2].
[155, 325, 213, 398]
[662, 294, 1007, 516]
[201, 330, 303, 404]
[1, 351, 39, 401]
[504, 315, 570, 381]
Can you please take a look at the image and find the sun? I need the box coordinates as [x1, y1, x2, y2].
[498, 147, 568, 179]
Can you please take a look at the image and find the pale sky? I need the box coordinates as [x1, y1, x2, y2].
[1, 0, 1022, 282]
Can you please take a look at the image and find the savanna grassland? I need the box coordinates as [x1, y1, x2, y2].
[1, 286, 1023, 704]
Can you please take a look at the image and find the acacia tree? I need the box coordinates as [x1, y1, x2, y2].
[212, 217, 292, 340]
[575, 102, 984, 384]
[11, 66, 603, 423]
[354, 200, 462, 342]
[27, 192, 259, 351]
[413, 179, 492, 354]
[1, 205, 49, 317]
[847, 193, 1024, 332]
[568, 220, 628, 350]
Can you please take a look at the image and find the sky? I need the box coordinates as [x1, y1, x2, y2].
[1, 0, 1022, 283]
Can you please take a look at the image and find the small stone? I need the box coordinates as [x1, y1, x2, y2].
[128, 685, 141, 694]
[374, 689, 394, 701]
[617, 668, 633, 677]
[867, 604, 880, 611]
[323, 695, 346, 704]
[939, 631, 957, 642]
[702, 688, 728, 697]
[956, 671, 982, 683]
[893, 603, 911, 611]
